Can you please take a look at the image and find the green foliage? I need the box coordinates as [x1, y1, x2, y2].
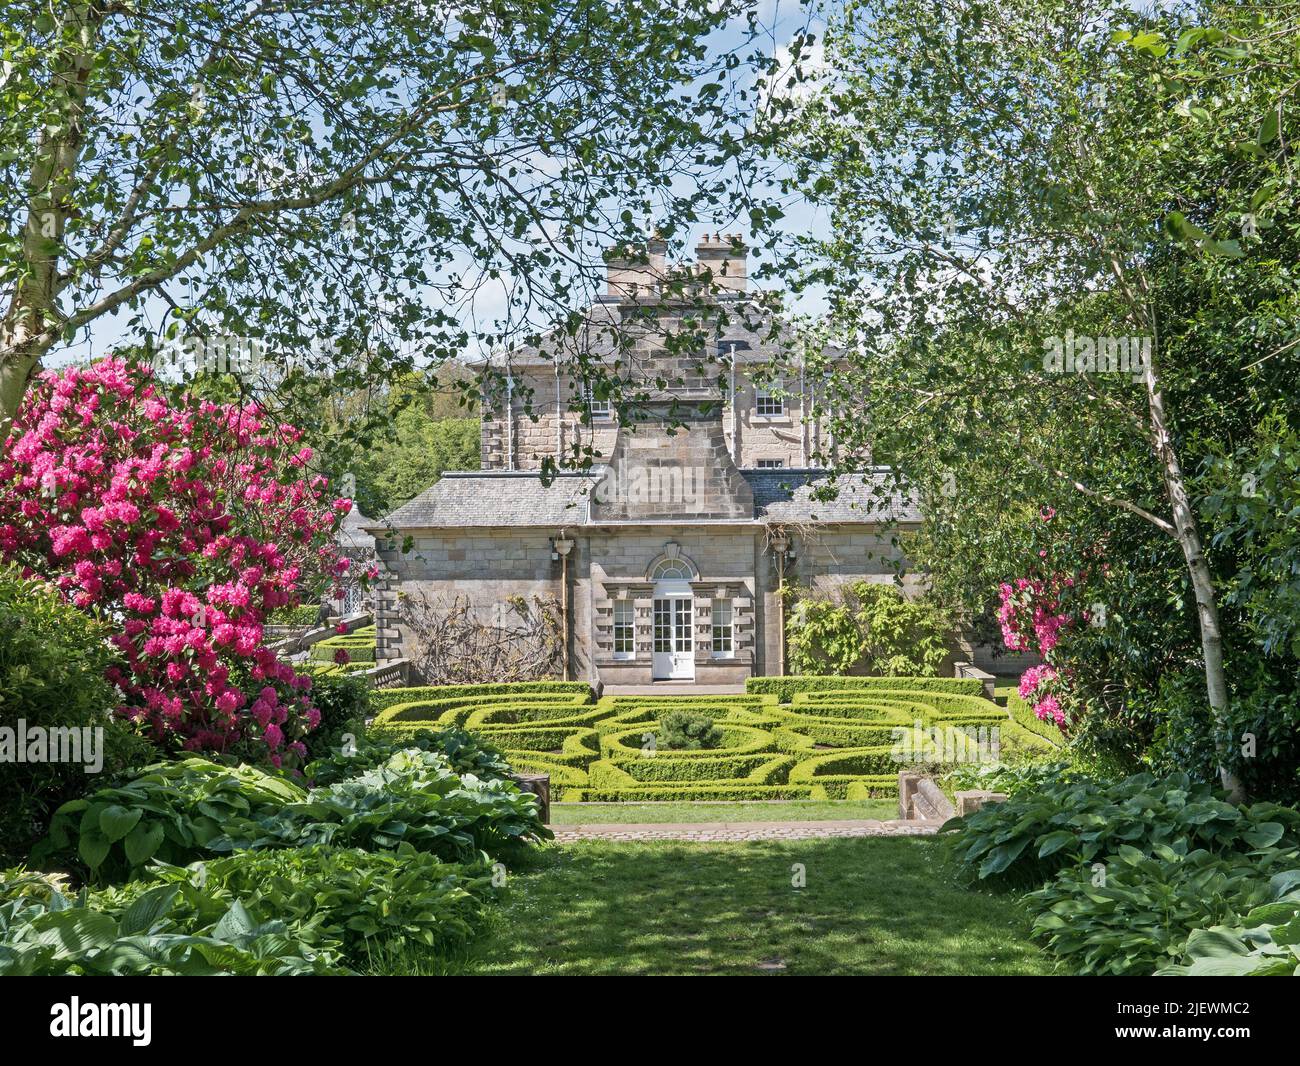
[944, 771, 1300, 886]
[351, 403, 480, 516]
[268, 604, 325, 626]
[302, 672, 371, 763]
[1030, 844, 1300, 976]
[0, 845, 495, 975]
[127, 846, 494, 968]
[0, 568, 158, 864]
[372, 679, 1026, 801]
[787, 0, 1300, 791]
[2, 0, 778, 470]
[35, 759, 307, 884]
[657, 711, 722, 750]
[306, 727, 512, 786]
[37, 740, 547, 886]
[0, 882, 338, 975]
[370, 681, 593, 714]
[215, 748, 548, 864]
[786, 582, 951, 676]
[943, 760, 1078, 799]
[1159, 870, 1300, 976]
[747, 675, 983, 703]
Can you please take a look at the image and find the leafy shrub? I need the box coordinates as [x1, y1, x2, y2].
[1159, 869, 1300, 976]
[785, 582, 951, 676]
[658, 711, 722, 750]
[0, 878, 337, 975]
[34, 758, 308, 883]
[944, 771, 1300, 885]
[1030, 844, 1300, 976]
[301, 672, 371, 763]
[370, 681, 593, 713]
[269, 604, 327, 626]
[123, 845, 495, 968]
[0, 569, 159, 864]
[943, 760, 1079, 798]
[0, 359, 352, 769]
[305, 727, 512, 785]
[214, 748, 547, 863]
[747, 674, 983, 703]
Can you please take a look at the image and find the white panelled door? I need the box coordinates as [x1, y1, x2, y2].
[652, 596, 694, 679]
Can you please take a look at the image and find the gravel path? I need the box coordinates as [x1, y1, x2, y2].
[549, 819, 940, 842]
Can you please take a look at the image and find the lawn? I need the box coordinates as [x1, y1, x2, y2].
[450, 837, 1052, 976]
[548, 799, 900, 823]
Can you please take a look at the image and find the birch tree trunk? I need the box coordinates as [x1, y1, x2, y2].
[0, 2, 102, 430]
[1142, 355, 1245, 802]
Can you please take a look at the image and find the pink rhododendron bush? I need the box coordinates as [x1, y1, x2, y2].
[0, 358, 352, 768]
[996, 508, 1106, 735]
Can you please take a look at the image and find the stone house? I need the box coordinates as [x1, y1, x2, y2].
[368, 235, 929, 685]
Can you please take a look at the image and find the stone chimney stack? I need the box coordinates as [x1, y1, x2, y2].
[605, 235, 668, 298]
[695, 233, 747, 292]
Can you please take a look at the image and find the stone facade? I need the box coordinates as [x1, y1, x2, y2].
[371, 235, 925, 686]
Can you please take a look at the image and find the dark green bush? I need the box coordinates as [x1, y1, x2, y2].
[0, 569, 157, 865]
[302, 672, 371, 762]
[658, 711, 723, 750]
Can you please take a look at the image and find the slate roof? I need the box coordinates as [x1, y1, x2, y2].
[371, 468, 919, 530]
[371, 472, 598, 531]
[743, 469, 922, 524]
[336, 502, 377, 551]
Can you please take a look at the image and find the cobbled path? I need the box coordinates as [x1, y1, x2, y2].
[549, 819, 940, 842]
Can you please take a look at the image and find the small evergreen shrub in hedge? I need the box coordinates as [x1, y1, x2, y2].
[657, 711, 722, 750]
[370, 681, 593, 713]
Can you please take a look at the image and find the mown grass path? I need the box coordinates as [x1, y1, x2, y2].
[457, 837, 1051, 976]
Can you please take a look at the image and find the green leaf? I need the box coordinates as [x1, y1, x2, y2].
[123, 820, 165, 868]
[119, 885, 181, 937]
[78, 830, 111, 870]
[98, 804, 143, 843]
[1036, 830, 1075, 857]
[1258, 108, 1280, 146]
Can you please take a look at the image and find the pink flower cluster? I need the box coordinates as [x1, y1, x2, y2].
[0, 358, 350, 767]
[1018, 664, 1065, 728]
[997, 573, 1074, 654]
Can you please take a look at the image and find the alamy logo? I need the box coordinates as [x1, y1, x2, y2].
[50, 998, 151, 1046]
[0, 720, 103, 773]
[1042, 331, 1151, 380]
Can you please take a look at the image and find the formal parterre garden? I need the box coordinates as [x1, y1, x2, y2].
[366, 676, 1058, 803]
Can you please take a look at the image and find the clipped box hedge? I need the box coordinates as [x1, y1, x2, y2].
[358, 679, 1049, 802]
[747, 674, 985, 703]
[370, 681, 593, 713]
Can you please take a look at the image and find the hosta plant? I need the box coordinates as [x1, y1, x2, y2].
[1158, 869, 1300, 977]
[1029, 844, 1300, 976]
[944, 771, 1300, 884]
[34, 758, 305, 883]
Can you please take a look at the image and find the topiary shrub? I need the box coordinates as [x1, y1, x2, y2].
[0, 569, 158, 865]
[658, 711, 722, 750]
